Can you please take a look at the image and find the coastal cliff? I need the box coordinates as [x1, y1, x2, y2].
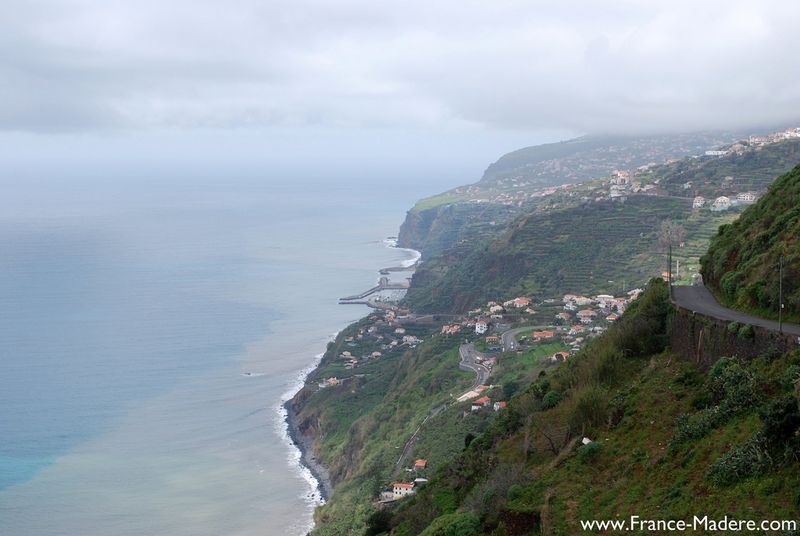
[290, 131, 800, 535]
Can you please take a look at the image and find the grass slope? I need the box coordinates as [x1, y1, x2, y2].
[702, 164, 800, 323]
[385, 280, 800, 535]
[406, 196, 710, 313]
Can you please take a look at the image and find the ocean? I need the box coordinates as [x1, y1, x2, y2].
[0, 175, 430, 535]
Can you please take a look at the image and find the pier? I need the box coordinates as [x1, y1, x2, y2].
[339, 276, 410, 303]
[379, 263, 417, 275]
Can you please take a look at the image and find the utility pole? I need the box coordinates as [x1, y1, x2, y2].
[668, 243, 673, 297]
[779, 255, 784, 333]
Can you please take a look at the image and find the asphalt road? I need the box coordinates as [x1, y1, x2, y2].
[672, 285, 800, 337]
[458, 342, 491, 388]
[501, 325, 556, 351]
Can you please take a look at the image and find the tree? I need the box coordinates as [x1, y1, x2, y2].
[658, 220, 686, 250]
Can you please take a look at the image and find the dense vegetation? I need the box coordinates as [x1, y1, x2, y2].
[399, 132, 755, 254]
[298, 135, 800, 536]
[404, 139, 800, 314]
[384, 280, 800, 535]
[292, 319, 490, 535]
[405, 196, 725, 313]
[702, 164, 800, 322]
[398, 201, 516, 257]
[653, 138, 800, 198]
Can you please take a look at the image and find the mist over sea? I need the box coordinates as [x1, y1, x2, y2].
[0, 175, 434, 535]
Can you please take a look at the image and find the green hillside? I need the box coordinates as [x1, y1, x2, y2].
[384, 280, 800, 535]
[702, 164, 800, 323]
[649, 138, 800, 198]
[405, 196, 731, 313]
[399, 132, 749, 253]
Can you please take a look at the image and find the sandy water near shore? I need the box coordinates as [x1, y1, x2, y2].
[0, 178, 424, 536]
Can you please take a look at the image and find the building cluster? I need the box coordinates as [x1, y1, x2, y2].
[702, 128, 800, 159]
[380, 459, 429, 503]
[556, 290, 642, 354]
[692, 191, 758, 212]
[470, 396, 506, 412]
[333, 307, 422, 372]
[465, 297, 537, 336]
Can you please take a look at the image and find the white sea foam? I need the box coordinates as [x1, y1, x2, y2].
[274, 237, 419, 534]
[383, 236, 421, 268]
[275, 331, 340, 535]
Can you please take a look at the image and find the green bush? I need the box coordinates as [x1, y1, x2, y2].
[727, 321, 740, 334]
[506, 484, 523, 501]
[569, 387, 609, 432]
[783, 365, 800, 390]
[737, 323, 755, 340]
[720, 271, 742, 300]
[577, 442, 603, 463]
[365, 510, 393, 536]
[759, 396, 800, 446]
[708, 357, 733, 382]
[707, 435, 772, 486]
[541, 390, 562, 409]
[419, 512, 481, 536]
[673, 361, 757, 446]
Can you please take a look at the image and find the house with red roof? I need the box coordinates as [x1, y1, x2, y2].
[532, 330, 555, 339]
[471, 397, 491, 411]
[569, 325, 585, 335]
[392, 482, 415, 499]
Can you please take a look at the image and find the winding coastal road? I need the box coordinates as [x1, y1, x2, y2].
[672, 285, 800, 337]
[458, 342, 491, 389]
[394, 324, 556, 473]
[501, 325, 556, 351]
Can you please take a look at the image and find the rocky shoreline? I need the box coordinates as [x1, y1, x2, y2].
[284, 398, 333, 502]
[283, 239, 421, 523]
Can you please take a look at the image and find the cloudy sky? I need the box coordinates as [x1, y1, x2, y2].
[2, 0, 800, 183]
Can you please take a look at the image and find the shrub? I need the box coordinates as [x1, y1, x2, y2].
[464, 433, 476, 449]
[707, 434, 772, 486]
[365, 510, 393, 536]
[577, 442, 603, 463]
[506, 484, 523, 501]
[672, 361, 757, 446]
[720, 271, 742, 300]
[759, 396, 800, 446]
[708, 357, 733, 383]
[737, 323, 755, 340]
[727, 321, 740, 334]
[782, 365, 800, 390]
[569, 387, 609, 432]
[541, 390, 562, 409]
[531, 378, 550, 399]
[419, 512, 481, 536]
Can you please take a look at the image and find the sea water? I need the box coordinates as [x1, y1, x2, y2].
[0, 176, 428, 535]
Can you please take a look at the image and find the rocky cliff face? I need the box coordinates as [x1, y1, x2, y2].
[397, 202, 515, 258]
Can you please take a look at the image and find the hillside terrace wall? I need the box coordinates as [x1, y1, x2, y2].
[671, 306, 800, 369]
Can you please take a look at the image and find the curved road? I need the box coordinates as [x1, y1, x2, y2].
[672, 285, 800, 337]
[458, 343, 491, 389]
[501, 325, 556, 351]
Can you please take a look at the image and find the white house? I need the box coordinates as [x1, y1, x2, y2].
[737, 192, 757, 204]
[392, 482, 415, 499]
[711, 196, 731, 211]
[692, 196, 705, 208]
[475, 320, 488, 335]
